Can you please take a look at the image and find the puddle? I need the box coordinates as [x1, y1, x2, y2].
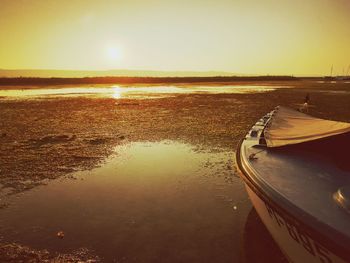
[0, 84, 280, 100]
[0, 141, 250, 262]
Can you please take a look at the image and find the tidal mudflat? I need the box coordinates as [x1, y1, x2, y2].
[0, 81, 349, 262]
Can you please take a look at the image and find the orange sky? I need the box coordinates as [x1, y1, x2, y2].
[1, 0, 350, 76]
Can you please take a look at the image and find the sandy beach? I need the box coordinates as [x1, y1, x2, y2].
[0, 80, 350, 262]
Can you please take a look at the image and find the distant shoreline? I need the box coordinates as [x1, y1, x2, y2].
[0, 76, 346, 86]
[0, 76, 308, 86]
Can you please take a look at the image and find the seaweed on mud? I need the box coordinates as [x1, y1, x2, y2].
[0, 243, 100, 262]
[27, 134, 77, 147]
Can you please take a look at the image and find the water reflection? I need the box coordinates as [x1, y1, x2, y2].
[0, 84, 279, 100]
[112, 86, 122, 99]
[0, 141, 248, 262]
[243, 208, 287, 262]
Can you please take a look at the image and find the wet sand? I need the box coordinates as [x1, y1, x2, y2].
[0, 81, 349, 262]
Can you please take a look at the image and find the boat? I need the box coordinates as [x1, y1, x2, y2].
[236, 106, 350, 263]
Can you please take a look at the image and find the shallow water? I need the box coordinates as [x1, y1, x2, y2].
[0, 85, 278, 100]
[0, 141, 253, 262]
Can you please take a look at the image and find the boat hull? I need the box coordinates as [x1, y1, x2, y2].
[246, 184, 338, 263]
[243, 180, 347, 263]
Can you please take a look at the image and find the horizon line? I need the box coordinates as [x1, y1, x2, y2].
[0, 68, 330, 78]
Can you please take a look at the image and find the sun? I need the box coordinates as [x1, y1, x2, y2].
[106, 46, 122, 61]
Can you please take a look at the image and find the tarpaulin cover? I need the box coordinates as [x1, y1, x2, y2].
[264, 106, 350, 147]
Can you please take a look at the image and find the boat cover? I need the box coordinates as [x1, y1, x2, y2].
[264, 106, 350, 147]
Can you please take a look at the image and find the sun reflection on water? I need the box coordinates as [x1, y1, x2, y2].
[0, 84, 282, 100]
[112, 86, 122, 99]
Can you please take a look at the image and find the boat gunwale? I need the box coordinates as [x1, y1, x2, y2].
[235, 138, 350, 262]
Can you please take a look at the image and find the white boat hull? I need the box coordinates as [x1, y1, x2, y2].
[245, 184, 347, 263]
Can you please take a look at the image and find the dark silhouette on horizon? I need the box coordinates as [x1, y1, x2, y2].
[0, 76, 299, 86]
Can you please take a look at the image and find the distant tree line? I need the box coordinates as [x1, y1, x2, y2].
[0, 76, 300, 86]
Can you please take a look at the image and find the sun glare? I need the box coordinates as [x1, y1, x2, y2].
[106, 47, 122, 61]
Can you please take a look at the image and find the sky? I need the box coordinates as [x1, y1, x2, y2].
[0, 0, 350, 76]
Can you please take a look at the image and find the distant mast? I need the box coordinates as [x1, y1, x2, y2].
[330, 64, 333, 77]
